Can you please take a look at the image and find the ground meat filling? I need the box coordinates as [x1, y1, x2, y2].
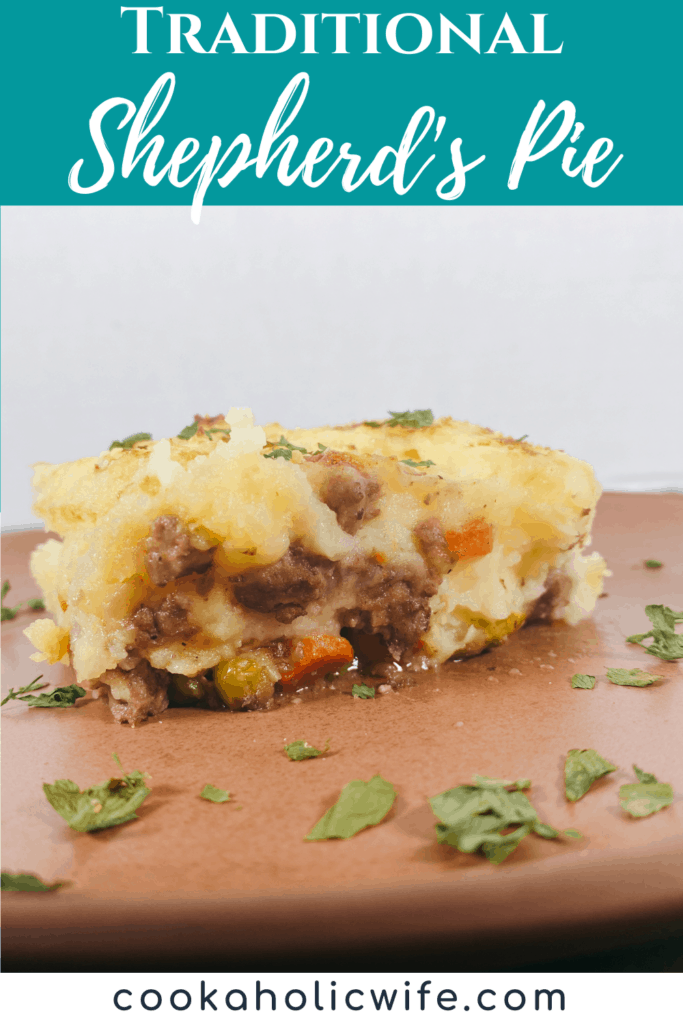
[323, 468, 381, 534]
[414, 517, 457, 576]
[230, 543, 338, 623]
[132, 594, 197, 643]
[338, 561, 438, 661]
[526, 568, 572, 624]
[99, 660, 170, 725]
[306, 450, 381, 535]
[145, 515, 215, 586]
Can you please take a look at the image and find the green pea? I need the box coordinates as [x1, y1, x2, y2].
[214, 655, 274, 706]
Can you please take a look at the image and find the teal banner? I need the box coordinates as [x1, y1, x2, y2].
[1, 3, 680, 216]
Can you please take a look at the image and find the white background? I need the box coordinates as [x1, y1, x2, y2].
[2, 205, 681, 527]
[1, 971, 681, 1021]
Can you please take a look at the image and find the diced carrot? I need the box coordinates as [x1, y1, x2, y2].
[445, 519, 494, 559]
[280, 635, 354, 684]
[374, 552, 386, 565]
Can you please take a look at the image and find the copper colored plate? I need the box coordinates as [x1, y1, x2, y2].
[2, 493, 682, 968]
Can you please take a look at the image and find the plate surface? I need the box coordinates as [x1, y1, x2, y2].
[2, 493, 682, 968]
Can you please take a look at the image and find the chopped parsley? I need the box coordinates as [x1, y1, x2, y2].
[1, 872, 63, 892]
[515, 434, 529, 442]
[43, 754, 150, 832]
[571, 673, 596, 690]
[1, 582, 19, 621]
[1, 581, 45, 621]
[203, 427, 231, 439]
[352, 683, 376, 699]
[19, 683, 86, 708]
[200, 784, 230, 803]
[565, 749, 617, 801]
[387, 409, 434, 429]
[263, 436, 310, 460]
[306, 774, 396, 840]
[177, 421, 199, 440]
[264, 448, 295, 462]
[109, 432, 152, 451]
[177, 416, 231, 440]
[619, 765, 673, 818]
[1, 675, 46, 706]
[473, 775, 531, 790]
[400, 459, 436, 469]
[644, 559, 663, 569]
[363, 421, 382, 428]
[430, 776, 571, 865]
[284, 739, 330, 761]
[626, 604, 683, 661]
[606, 667, 661, 687]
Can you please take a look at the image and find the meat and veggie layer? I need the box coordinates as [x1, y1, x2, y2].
[25, 409, 607, 724]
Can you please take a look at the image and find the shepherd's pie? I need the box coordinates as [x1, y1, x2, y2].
[25, 409, 607, 724]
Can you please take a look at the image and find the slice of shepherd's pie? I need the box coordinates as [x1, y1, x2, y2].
[25, 409, 607, 724]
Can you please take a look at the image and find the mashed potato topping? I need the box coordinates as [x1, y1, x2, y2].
[25, 409, 607, 724]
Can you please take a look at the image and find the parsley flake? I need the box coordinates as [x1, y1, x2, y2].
[400, 459, 436, 469]
[472, 775, 531, 790]
[626, 605, 683, 661]
[387, 410, 434, 429]
[430, 776, 562, 864]
[619, 765, 673, 818]
[515, 434, 529, 442]
[264, 448, 293, 461]
[571, 673, 596, 690]
[177, 421, 199, 440]
[1, 675, 46, 706]
[644, 559, 663, 569]
[1, 872, 63, 892]
[43, 756, 150, 832]
[563, 828, 583, 839]
[203, 427, 231, 439]
[306, 774, 396, 840]
[352, 683, 376, 699]
[263, 435, 309, 460]
[565, 749, 617, 801]
[363, 421, 382, 428]
[533, 822, 560, 839]
[19, 683, 86, 708]
[200, 784, 230, 803]
[1, 581, 45, 621]
[633, 765, 658, 784]
[1, 584, 19, 621]
[109, 432, 152, 451]
[284, 739, 330, 761]
[606, 667, 661, 687]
